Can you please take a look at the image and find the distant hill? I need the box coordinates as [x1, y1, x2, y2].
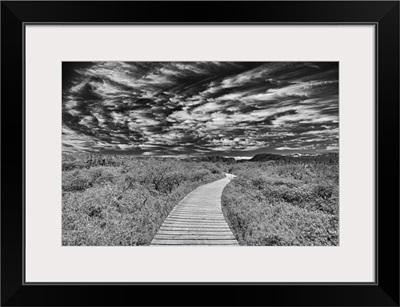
[294, 152, 338, 163]
[250, 152, 338, 163]
[250, 153, 287, 162]
[184, 155, 236, 163]
[172, 152, 338, 164]
[200, 156, 236, 163]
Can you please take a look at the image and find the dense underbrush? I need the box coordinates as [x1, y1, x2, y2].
[62, 154, 225, 246]
[221, 162, 339, 246]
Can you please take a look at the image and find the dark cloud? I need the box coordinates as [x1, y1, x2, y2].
[62, 62, 339, 156]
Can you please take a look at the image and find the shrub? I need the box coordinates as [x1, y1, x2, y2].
[313, 184, 334, 200]
[62, 153, 226, 246]
[221, 161, 339, 246]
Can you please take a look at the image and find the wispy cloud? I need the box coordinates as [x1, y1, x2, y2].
[62, 62, 338, 156]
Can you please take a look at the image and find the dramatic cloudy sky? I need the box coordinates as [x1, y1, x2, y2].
[62, 62, 338, 157]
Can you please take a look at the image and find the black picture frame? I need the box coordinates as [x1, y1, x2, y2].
[1, 1, 399, 306]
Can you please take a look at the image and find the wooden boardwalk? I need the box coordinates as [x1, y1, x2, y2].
[151, 174, 238, 246]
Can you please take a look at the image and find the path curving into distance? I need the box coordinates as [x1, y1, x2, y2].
[151, 174, 238, 246]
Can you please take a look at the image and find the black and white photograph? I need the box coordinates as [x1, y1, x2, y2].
[62, 61, 339, 246]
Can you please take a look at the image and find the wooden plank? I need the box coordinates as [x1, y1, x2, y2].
[171, 208, 222, 214]
[159, 226, 230, 232]
[168, 212, 225, 216]
[161, 226, 229, 230]
[172, 206, 218, 211]
[154, 232, 235, 239]
[169, 213, 221, 216]
[165, 216, 226, 223]
[159, 226, 232, 231]
[151, 239, 238, 245]
[160, 224, 229, 227]
[160, 223, 230, 227]
[154, 234, 235, 240]
[157, 231, 234, 235]
[166, 221, 227, 224]
[166, 217, 227, 222]
[151, 244, 238, 246]
[159, 229, 231, 233]
[157, 229, 232, 233]
[163, 223, 227, 226]
[157, 228, 232, 235]
[168, 213, 225, 221]
[163, 219, 227, 224]
[160, 223, 229, 228]
[166, 219, 227, 223]
[167, 215, 224, 219]
[170, 213, 220, 216]
[174, 205, 218, 208]
[170, 213, 221, 217]
[176, 204, 218, 207]
[163, 220, 227, 223]
[173, 204, 217, 207]
[172, 207, 219, 211]
[183, 196, 220, 198]
[173, 205, 218, 207]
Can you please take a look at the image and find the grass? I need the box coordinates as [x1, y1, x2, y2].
[221, 162, 339, 246]
[62, 154, 226, 246]
[63, 153, 339, 246]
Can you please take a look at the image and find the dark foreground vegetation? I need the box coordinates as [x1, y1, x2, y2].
[62, 152, 339, 246]
[221, 161, 339, 246]
[62, 153, 225, 245]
